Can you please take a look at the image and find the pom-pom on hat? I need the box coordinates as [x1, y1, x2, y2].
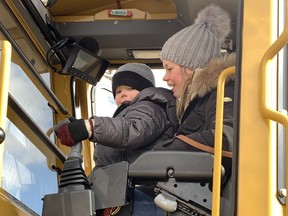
[112, 63, 155, 97]
[160, 4, 231, 70]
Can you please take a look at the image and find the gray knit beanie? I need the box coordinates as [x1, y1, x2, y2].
[112, 63, 155, 97]
[160, 4, 231, 70]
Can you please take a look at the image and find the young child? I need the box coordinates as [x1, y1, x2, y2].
[93, 62, 178, 167]
[55, 62, 178, 168]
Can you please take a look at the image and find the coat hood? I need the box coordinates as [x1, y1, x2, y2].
[187, 52, 236, 101]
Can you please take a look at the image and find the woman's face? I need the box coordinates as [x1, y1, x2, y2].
[162, 60, 194, 98]
[114, 85, 140, 107]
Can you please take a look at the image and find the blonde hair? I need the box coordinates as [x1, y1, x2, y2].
[176, 67, 195, 120]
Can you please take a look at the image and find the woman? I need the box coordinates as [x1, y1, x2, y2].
[135, 4, 235, 216]
[154, 4, 235, 155]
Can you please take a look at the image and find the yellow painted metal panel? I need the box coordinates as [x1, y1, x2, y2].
[238, 0, 284, 215]
[0, 188, 31, 216]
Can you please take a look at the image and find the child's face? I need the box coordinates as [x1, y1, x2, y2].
[114, 85, 140, 107]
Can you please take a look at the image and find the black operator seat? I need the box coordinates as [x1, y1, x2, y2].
[127, 151, 228, 216]
[91, 151, 229, 216]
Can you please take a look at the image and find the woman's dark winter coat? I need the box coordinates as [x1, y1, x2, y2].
[154, 53, 236, 153]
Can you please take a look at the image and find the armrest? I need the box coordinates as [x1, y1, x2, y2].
[128, 151, 223, 181]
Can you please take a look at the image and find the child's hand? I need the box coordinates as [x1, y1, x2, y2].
[54, 118, 89, 146]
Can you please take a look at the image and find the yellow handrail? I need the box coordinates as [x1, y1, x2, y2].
[0, 40, 12, 138]
[212, 66, 235, 216]
[0, 40, 12, 186]
[259, 2, 288, 215]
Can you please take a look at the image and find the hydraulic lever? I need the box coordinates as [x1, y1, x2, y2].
[42, 118, 95, 216]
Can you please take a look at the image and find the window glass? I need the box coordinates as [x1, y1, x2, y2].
[9, 62, 53, 132]
[2, 121, 58, 215]
[1, 62, 57, 215]
[153, 69, 170, 88]
[0, 4, 58, 214]
[94, 81, 117, 117]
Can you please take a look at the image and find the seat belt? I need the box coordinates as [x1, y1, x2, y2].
[176, 135, 233, 158]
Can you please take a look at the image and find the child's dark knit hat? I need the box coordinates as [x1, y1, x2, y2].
[112, 63, 155, 97]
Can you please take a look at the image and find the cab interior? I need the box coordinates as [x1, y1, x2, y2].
[0, 0, 240, 215]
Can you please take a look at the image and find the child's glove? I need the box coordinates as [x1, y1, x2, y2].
[54, 117, 89, 147]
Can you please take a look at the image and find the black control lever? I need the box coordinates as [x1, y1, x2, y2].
[43, 118, 95, 216]
[53, 118, 90, 191]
